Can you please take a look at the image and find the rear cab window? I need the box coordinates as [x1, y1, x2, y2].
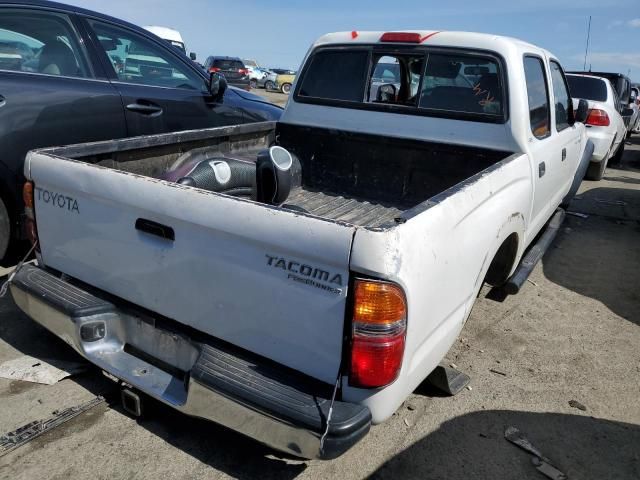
[295, 46, 506, 123]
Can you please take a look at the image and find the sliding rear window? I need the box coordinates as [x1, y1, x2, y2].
[296, 47, 506, 123]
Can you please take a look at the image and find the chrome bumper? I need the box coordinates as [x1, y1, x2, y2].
[10, 265, 370, 459]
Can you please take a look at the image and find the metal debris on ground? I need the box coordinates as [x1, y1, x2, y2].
[504, 427, 567, 480]
[489, 368, 507, 377]
[0, 396, 105, 457]
[568, 399, 587, 411]
[527, 279, 539, 287]
[426, 364, 471, 396]
[566, 211, 589, 219]
[0, 355, 88, 385]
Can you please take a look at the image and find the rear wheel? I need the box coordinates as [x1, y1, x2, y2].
[265, 80, 275, 90]
[0, 197, 10, 262]
[585, 160, 606, 181]
[609, 141, 625, 165]
[281, 83, 291, 94]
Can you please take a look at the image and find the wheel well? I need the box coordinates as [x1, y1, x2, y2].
[485, 233, 519, 287]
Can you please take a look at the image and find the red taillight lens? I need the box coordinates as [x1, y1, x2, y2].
[238, 68, 249, 76]
[209, 67, 221, 73]
[23, 181, 39, 250]
[585, 109, 610, 127]
[349, 279, 407, 388]
[380, 32, 422, 43]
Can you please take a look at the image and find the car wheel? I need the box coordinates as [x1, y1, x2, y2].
[609, 141, 625, 165]
[249, 79, 257, 89]
[265, 80, 275, 90]
[281, 83, 291, 95]
[0, 197, 10, 262]
[585, 160, 606, 181]
[626, 129, 632, 140]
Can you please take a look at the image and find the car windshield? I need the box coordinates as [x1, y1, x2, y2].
[297, 48, 504, 120]
[567, 76, 607, 102]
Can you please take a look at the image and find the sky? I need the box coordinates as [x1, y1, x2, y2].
[65, 0, 640, 81]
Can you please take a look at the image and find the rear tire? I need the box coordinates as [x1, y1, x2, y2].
[265, 80, 275, 90]
[0, 197, 10, 262]
[585, 160, 606, 181]
[281, 83, 291, 94]
[609, 141, 625, 165]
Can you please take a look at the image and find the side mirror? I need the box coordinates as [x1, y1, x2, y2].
[574, 98, 589, 124]
[209, 72, 227, 102]
[189, 52, 196, 61]
[622, 107, 635, 117]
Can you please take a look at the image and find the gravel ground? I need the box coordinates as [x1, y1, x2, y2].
[0, 136, 638, 480]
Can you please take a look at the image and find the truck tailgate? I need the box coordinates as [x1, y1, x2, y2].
[27, 153, 355, 384]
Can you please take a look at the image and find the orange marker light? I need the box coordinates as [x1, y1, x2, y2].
[354, 280, 406, 325]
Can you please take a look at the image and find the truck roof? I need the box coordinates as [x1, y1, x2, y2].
[312, 30, 554, 59]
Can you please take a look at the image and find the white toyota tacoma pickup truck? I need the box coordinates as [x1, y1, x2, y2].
[11, 30, 593, 459]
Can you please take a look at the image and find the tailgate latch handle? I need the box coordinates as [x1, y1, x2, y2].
[135, 218, 175, 241]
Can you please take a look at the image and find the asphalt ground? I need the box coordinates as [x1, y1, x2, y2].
[0, 133, 638, 480]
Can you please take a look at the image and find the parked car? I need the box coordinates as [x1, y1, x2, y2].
[631, 87, 640, 133]
[0, 0, 282, 262]
[275, 71, 296, 94]
[12, 30, 592, 459]
[568, 71, 634, 129]
[566, 74, 627, 180]
[203, 56, 250, 91]
[259, 68, 295, 90]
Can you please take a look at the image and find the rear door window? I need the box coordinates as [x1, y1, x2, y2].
[523, 56, 550, 139]
[0, 9, 89, 78]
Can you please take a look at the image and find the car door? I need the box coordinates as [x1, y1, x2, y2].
[523, 55, 559, 236]
[548, 59, 582, 192]
[0, 6, 126, 228]
[83, 18, 244, 136]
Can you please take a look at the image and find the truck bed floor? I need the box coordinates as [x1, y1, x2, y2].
[285, 188, 404, 228]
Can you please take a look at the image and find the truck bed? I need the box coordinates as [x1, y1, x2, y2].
[44, 121, 511, 229]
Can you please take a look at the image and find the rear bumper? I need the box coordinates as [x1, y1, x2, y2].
[585, 127, 615, 162]
[10, 264, 371, 459]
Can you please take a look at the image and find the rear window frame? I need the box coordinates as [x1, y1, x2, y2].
[293, 44, 509, 124]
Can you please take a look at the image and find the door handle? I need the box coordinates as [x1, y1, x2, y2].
[126, 102, 163, 116]
[135, 218, 174, 241]
[561, 148, 566, 161]
[539, 162, 546, 178]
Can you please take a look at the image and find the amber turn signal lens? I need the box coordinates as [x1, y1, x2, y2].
[23, 181, 34, 209]
[353, 280, 406, 325]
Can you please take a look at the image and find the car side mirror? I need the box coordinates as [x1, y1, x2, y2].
[574, 98, 589, 124]
[622, 107, 635, 117]
[209, 72, 227, 102]
[190, 52, 196, 61]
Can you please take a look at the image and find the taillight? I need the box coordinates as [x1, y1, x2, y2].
[23, 181, 39, 251]
[209, 67, 221, 73]
[349, 279, 407, 388]
[585, 108, 610, 127]
[238, 68, 249, 76]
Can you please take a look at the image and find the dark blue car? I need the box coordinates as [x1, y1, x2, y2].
[0, 0, 282, 262]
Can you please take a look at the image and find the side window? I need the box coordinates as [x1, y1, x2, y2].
[549, 61, 571, 131]
[523, 56, 550, 139]
[0, 9, 88, 77]
[88, 20, 204, 91]
[298, 50, 369, 102]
